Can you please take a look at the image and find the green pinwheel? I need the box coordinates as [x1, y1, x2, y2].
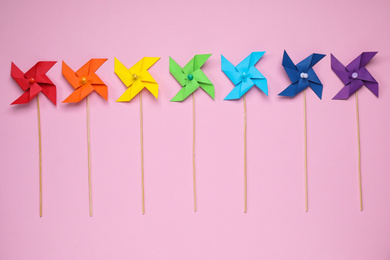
[169, 54, 214, 212]
[170, 54, 214, 101]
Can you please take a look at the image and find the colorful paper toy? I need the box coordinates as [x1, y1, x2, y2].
[62, 58, 108, 217]
[279, 50, 325, 99]
[170, 54, 214, 212]
[115, 57, 160, 101]
[331, 52, 379, 211]
[62, 59, 108, 103]
[170, 54, 214, 102]
[221, 52, 268, 213]
[11, 61, 57, 105]
[10, 61, 57, 217]
[332, 52, 378, 99]
[221, 52, 268, 100]
[279, 51, 326, 212]
[115, 57, 160, 215]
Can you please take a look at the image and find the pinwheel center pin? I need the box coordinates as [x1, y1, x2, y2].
[187, 74, 194, 81]
[80, 77, 88, 85]
[29, 78, 35, 84]
[132, 74, 139, 80]
[352, 72, 358, 79]
[240, 72, 248, 81]
[300, 72, 309, 79]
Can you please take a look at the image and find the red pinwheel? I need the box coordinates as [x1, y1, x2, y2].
[11, 61, 57, 105]
[10, 61, 57, 217]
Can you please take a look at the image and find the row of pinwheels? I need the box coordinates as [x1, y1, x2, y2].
[11, 52, 379, 105]
[10, 51, 378, 217]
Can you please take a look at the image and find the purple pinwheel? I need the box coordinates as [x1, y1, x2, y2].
[331, 51, 378, 211]
[332, 52, 378, 99]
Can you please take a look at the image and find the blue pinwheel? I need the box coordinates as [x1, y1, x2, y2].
[279, 50, 326, 99]
[278, 50, 325, 212]
[221, 52, 268, 100]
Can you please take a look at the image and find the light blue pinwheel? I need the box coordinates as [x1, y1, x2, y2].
[221, 52, 268, 213]
[221, 52, 268, 100]
[279, 50, 325, 99]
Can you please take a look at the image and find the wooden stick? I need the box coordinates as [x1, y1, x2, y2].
[140, 92, 145, 215]
[355, 92, 363, 211]
[192, 93, 197, 212]
[37, 95, 42, 217]
[87, 96, 92, 217]
[303, 90, 308, 212]
[244, 95, 247, 213]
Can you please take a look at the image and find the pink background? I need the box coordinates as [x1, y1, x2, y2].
[1, 0, 390, 259]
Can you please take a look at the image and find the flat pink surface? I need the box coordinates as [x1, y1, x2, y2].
[1, 0, 390, 259]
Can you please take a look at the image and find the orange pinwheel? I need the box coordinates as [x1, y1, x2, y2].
[62, 59, 108, 103]
[61, 58, 108, 217]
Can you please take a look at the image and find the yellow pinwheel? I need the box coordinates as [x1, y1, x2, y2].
[114, 56, 160, 215]
[115, 57, 160, 101]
